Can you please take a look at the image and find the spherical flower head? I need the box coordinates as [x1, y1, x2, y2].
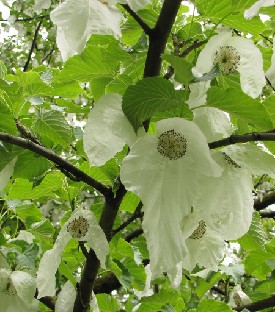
[189, 220, 206, 239]
[195, 32, 265, 98]
[67, 215, 89, 239]
[157, 129, 187, 160]
[213, 46, 240, 75]
[120, 117, 223, 278]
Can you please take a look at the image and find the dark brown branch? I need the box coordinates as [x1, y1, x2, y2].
[15, 119, 41, 145]
[209, 132, 275, 149]
[143, 0, 182, 78]
[0, 132, 111, 196]
[254, 191, 275, 211]
[73, 185, 126, 312]
[112, 202, 143, 235]
[179, 39, 207, 58]
[125, 228, 143, 242]
[233, 294, 275, 311]
[259, 210, 275, 218]
[120, 4, 152, 36]
[23, 19, 43, 72]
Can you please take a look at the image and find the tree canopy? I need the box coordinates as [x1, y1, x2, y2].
[0, 0, 275, 311]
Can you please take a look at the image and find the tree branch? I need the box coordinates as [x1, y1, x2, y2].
[233, 294, 275, 311]
[209, 132, 275, 149]
[254, 191, 275, 211]
[23, 19, 43, 72]
[143, 0, 182, 77]
[112, 202, 143, 236]
[0, 132, 111, 196]
[73, 185, 126, 312]
[259, 210, 275, 218]
[120, 4, 152, 35]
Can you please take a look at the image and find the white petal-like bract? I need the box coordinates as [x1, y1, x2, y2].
[0, 158, 16, 191]
[50, 0, 122, 60]
[193, 107, 232, 143]
[244, 0, 275, 19]
[120, 118, 222, 277]
[37, 208, 108, 298]
[195, 32, 265, 98]
[83, 93, 138, 166]
[0, 269, 38, 312]
[55, 280, 76, 312]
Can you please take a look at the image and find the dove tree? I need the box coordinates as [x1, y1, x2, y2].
[0, 0, 275, 311]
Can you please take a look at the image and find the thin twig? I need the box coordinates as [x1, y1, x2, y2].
[23, 19, 43, 71]
[209, 132, 275, 149]
[120, 4, 152, 36]
[0, 132, 111, 196]
[112, 202, 143, 235]
[233, 294, 275, 311]
[254, 191, 275, 211]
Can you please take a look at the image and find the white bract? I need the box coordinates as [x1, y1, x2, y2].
[193, 107, 232, 143]
[50, 0, 122, 60]
[83, 93, 139, 166]
[244, 0, 275, 19]
[55, 280, 76, 312]
[186, 81, 211, 109]
[195, 32, 265, 98]
[50, 0, 153, 60]
[0, 158, 17, 192]
[120, 117, 222, 277]
[0, 269, 38, 312]
[181, 211, 225, 272]
[194, 150, 254, 241]
[266, 35, 275, 88]
[37, 208, 108, 298]
[228, 285, 252, 308]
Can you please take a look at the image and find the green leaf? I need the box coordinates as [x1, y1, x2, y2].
[206, 87, 272, 130]
[0, 91, 17, 134]
[238, 212, 267, 251]
[162, 54, 194, 85]
[13, 151, 51, 179]
[56, 36, 129, 83]
[137, 289, 181, 312]
[198, 299, 233, 312]
[33, 110, 73, 147]
[196, 272, 223, 298]
[15, 203, 42, 223]
[244, 250, 275, 280]
[0, 61, 7, 79]
[30, 219, 54, 250]
[122, 77, 189, 131]
[96, 294, 120, 312]
[119, 191, 140, 213]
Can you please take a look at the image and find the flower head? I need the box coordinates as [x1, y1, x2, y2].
[195, 32, 265, 98]
[37, 208, 108, 298]
[120, 117, 222, 277]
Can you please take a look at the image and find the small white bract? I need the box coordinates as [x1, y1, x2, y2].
[37, 208, 108, 298]
[244, 0, 275, 19]
[195, 32, 265, 98]
[0, 269, 38, 312]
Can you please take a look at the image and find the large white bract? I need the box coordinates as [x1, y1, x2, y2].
[37, 208, 108, 298]
[83, 93, 139, 166]
[120, 117, 222, 277]
[50, 0, 153, 60]
[195, 32, 265, 98]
